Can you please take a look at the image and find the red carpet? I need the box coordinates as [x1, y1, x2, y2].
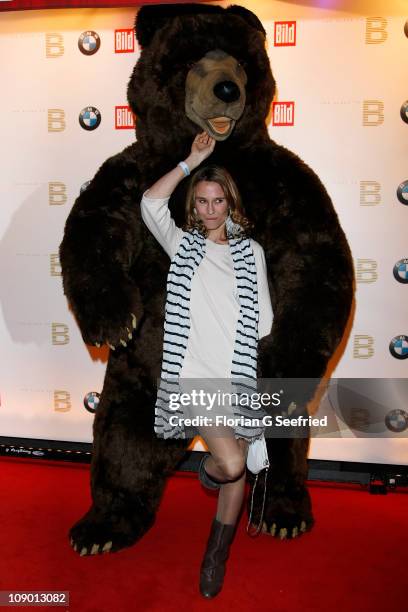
[0, 456, 406, 611]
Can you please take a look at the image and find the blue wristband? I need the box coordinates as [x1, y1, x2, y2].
[178, 161, 190, 177]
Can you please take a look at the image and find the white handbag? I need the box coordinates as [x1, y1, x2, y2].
[246, 433, 270, 537]
[246, 433, 270, 474]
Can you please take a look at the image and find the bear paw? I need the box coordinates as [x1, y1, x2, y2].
[94, 312, 138, 350]
[259, 517, 312, 539]
[247, 483, 314, 540]
[69, 503, 154, 556]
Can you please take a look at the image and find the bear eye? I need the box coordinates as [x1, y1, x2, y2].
[186, 61, 196, 69]
[237, 59, 248, 70]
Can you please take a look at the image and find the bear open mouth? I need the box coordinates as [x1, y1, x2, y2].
[207, 116, 233, 134]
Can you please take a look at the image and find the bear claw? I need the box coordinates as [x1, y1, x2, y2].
[95, 314, 137, 351]
[70, 538, 113, 556]
[102, 541, 113, 553]
[259, 520, 308, 539]
[279, 528, 288, 539]
[288, 401, 297, 415]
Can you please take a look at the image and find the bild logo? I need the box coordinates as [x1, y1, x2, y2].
[271, 101, 294, 126]
[115, 28, 135, 53]
[84, 392, 100, 413]
[79, 106, 101, 131]
[389, 335, 408, 360]
[274, 21, 296, 46]
[78, 30, 101, 55]
[115, 106, 136, 129]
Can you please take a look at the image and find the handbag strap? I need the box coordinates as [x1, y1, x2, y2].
[246, 467, 269, 537]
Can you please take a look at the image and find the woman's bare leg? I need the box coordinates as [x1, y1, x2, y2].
[215, 438, 249, 524]
[197, 425, 250, 525]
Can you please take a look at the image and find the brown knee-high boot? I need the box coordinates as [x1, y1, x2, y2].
[199, 517, 237, 598]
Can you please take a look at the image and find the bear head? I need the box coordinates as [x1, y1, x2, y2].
[127, 3, 276, 151]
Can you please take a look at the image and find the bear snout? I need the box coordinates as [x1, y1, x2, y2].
[185, 50, 247, 140]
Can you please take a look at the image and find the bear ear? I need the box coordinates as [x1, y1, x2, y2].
[134, 3, 224, 48]
[226, 4, 266, 37]
[134, 4, 175, 49]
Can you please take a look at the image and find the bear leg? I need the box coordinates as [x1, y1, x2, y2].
[247, 438, 315, 539]
[69, 381, 186, 556]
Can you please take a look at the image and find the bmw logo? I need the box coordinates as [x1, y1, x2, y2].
[80, 180, 92, 194]
[393, 259, 408, 283]
[389, 335, 408, 359]
[400, 100, 408, 124]
[396, 180, 408, 205]
[385, 409, 408, 433]
[84, 391, 100, 413]
[79, 106, 101, 131]
[78, 30, 101, 56]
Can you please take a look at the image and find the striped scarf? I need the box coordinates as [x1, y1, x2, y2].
[154, 227, 260, 440]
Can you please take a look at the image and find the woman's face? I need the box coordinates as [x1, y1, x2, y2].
[194, 181, 229, 231]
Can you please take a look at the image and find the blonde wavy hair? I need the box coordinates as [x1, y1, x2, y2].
[181, 165, 253, 239]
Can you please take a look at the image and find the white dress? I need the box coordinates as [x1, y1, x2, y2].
[140, 190, 274, 439]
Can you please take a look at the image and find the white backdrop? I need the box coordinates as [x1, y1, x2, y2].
[0, 2, 407, 465]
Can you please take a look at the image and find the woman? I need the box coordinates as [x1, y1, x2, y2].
[140, 131, 273, 599]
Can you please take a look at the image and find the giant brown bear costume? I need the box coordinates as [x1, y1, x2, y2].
[60, 3, 354, 555]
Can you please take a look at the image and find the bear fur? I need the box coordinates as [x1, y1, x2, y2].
[59, 3, 354, 554]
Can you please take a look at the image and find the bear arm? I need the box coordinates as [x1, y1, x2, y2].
[257, 223, 354, 386]
[59, 158, 144, 345]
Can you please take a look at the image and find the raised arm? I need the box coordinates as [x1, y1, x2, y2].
[140, 191, 184, 259]
[140, 131, 216, 258]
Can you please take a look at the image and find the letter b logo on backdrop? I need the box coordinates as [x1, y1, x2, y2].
[45, 33, 64, 57]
